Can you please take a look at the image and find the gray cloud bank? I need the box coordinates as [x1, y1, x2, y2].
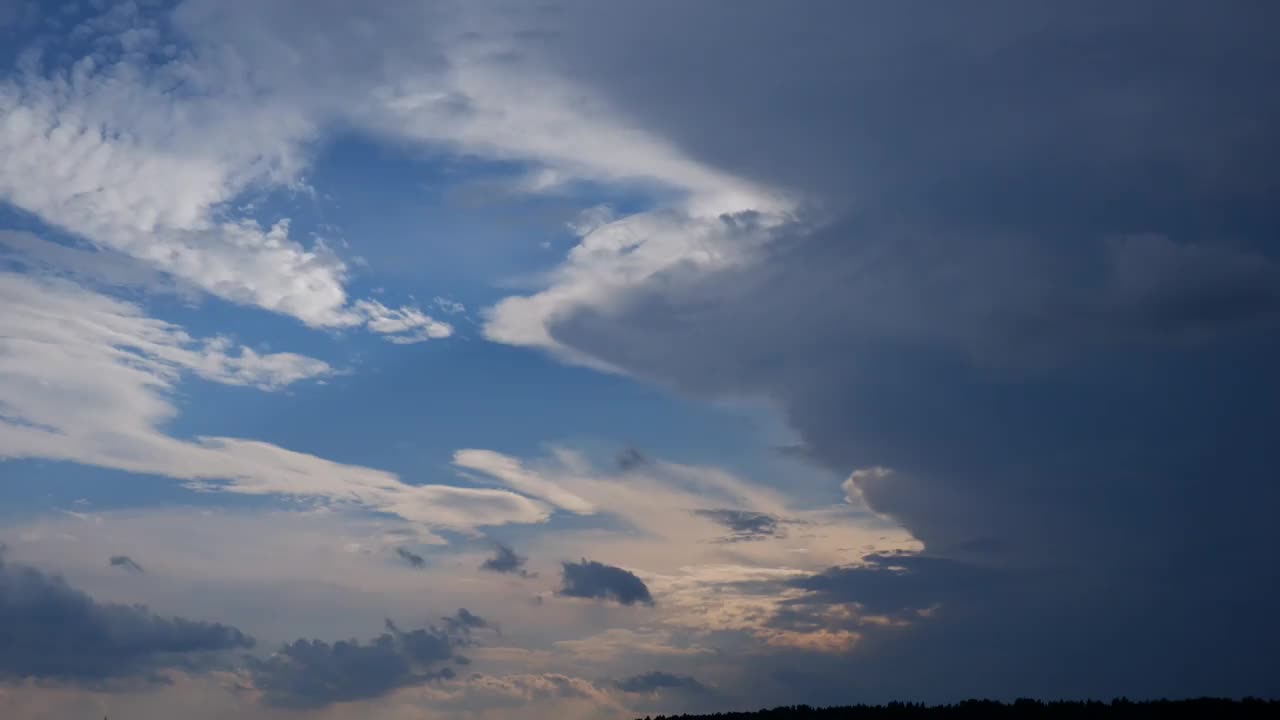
[249, 610, 486, 708]
[616, 671, 707, 695]
[0, 552, 253, 682]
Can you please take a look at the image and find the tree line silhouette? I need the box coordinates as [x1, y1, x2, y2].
[639, 698, 1278, 720]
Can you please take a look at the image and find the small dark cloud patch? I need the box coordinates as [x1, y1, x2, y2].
[616, 447, 647, 471]
[108, 555, 144, 573]
[694, 509, 781, 542]
[395, 547, 425, 569]
[0, 553, 253, 682]
[442, 608, 489, 636]
[559, 559, 653, 606]
[480, 543, 534, 577]
[615, 671, 706, 694]
[249, 613, 479, 708]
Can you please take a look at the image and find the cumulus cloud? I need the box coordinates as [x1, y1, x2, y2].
[109, 555, 145, 574]
[0, 553, 253, 681]
[442, 608, 489, 636]
[248, 616, 474, 708]
[558, 560, 653, 607]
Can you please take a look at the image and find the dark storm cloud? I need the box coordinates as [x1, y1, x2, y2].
[249, 615, 477, 708]
[109, 555, 144, 573]
[395, 546, 426, 569]
[694, 509, 781, 542]
[615, 671, 707, 694]
[0, 553, 253, 681]
[507, 0, 1280, 700]
[558, 559, 653, 606]
[479, 542, 534, 577]
[783, 553, 1003, 619]
[538, 1, 1280, 227]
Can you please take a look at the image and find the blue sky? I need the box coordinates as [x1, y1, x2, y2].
[2, 1, 1280, 719]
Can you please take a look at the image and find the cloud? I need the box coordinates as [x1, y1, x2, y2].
[467, 0, 1280, 700]
[614, 671, 706, 695]
[7, 0, 1278, 705]
[841, 468, 892, 508]
[3, 0, 791, 347]
[0, 4, 448, 340]
[442, 608, 489, 636]
[616, 447, 647, 471]
[551, 627, 715, 664]
[247, 616, 476, 708]
[407, 671, 624, 716]
[0, 262, 551, 537]
[693, 509, 781, 542]
[453, 450, 595, 514]
[780, 552, 1004, 623]
[395, 547, 426, 569]
[433, 296, 467, 315]
[0, 230, 197, 299]
[351, 300, 454, 345]
[0, 553, 253, 681]
[453, 447, 812, 552]
[109, 555, 145, 574]
[558, 560, 653, 607]
[480, 543, 533, 578]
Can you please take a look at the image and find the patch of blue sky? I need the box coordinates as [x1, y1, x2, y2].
[284, 132, 679, 306]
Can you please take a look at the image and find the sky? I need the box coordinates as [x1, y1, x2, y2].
[1, 1, 1279, 718]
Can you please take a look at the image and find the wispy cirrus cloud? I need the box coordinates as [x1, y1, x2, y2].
[0, 260, 545, 537]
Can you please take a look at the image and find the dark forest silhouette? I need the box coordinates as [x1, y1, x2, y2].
[638, 698, 1278, 720]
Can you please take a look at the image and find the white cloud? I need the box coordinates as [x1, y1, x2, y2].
[0, 8, 449, 341]
[453, 450, 595, 515]
[3, 1, 797, 356]
[361, 52, 786, 217]
[0, 267, 538, 535]
[432, 296, 466, 315]
[352, 299, 454, 344]
[483, 210, 787, 367]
